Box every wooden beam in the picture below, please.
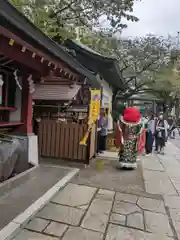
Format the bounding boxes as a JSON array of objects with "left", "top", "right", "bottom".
[
  {"left": 0, "top": 27, "right": 62, "bottom": 68},
  {"left": 0, "top": 27, "right": 80, "bottom": 79},
  {"left": 40, "top": 82, "right": 77, "bottom": 85},
  {"left": 0, "top": 36, "right": 47, "bottom": 73},
  {"left": 41, "top": 76, "right": 75, "bottom": 82}
]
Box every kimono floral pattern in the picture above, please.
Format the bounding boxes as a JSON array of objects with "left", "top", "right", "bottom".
[
  {"left": 119, "top": 139, "right": 137, "bottom": 164},
  {"left": 119, "top": 125, "right": 139, "bottom": 165}
]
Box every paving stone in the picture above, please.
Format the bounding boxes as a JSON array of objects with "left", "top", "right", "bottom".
[
  {"left": 25, "top": 218, "right": 50, "bottom": 232},
  {"left": 52, "top": 183, "right": 96, "bottom": 207},
  {"left": 98, "top": 189, "right": 115, "bottom": 196},
  {"left": 144, "top": 211, "right": 173, "bottom": 237},
  {"left": 77, "top": 204, "right": 89, "bottom": 210},
  {"left": 143, "top": 170, "right": 177, "bottom": 195},
  {"left": 81, "top": 198, "right": 112, "bottom": 233},
  {"left": 96, "top": 189, "right": 115, "bottom": 200},
  {"left": 127, "top": 212, "right": 144, "bottom": 230},
  {"left": 172, "top": 221, "right": 180, "bottom": 239},
  {"left": 44, "top": 222, "right": 68, "bottom": 237},
  {"left": 109, "top": 213, "right": 126, "bottom": 225},
  {"left": 169, "top": 208, "right": 180, "bottom": 222},
  {"left": 142, "top": 156, "right": 164, "bottom": 171},
  {"left": 171, "top": 177, "right": 180, "bottom": 185},
  {"left": 137, "top": 197, "right": 166, "bottom": 214},
  {"left": 172, "top": 183, "right": 180, "bottom": 192},
  {"left": 37, "top": 203, "right": 84, "bottom": 226},
  {"left": 145, "top": 179, "right": 177, "bottom": 196},
  {"left": 166, "top": 168, "right": 180, "bottom": 179},
  {"left": 164, "top": 196, "right": 180, "bottom": 209},
  {"left": 115, "top": 192, "right": 139, "bottom": 203},
  {"left": 105, "top": 224, "right": 173, "bottom": 240},
  {"left": 13, "top": 229, "right": 59, "bottom": 239},
  {"left": 113, "top": 201, "right": 141, "bottom": 215},
  {"left": 62, "top": 227, "right": 103, "bottom": 240}
]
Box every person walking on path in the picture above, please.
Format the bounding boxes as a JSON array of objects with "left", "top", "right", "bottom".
[
  {"left": 117, "top": 107, "right": 141, "bottom": 170},
  {"left": 145, "top": 115, "right": 155, "bottom": 156},
  {"left": 155, "top": 114, "right": 168, "bottom": 154},
  {"left": 168, "top": 115, "right": 176, "bottom": 139},
  {"left": 138, "top": 113, "right": 148, "bottom": 154}
]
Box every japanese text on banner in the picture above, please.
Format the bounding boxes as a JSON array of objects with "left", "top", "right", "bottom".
[{"left": 80, "top": 89, "right": 101, "bottom": 145}]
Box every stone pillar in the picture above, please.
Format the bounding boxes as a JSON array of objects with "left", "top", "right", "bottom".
[{"left": 28, "top": 134, "right": 39, "bottom": 166}]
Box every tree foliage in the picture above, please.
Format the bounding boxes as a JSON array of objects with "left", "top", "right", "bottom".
[
  {"left": 112, "top": 36, "right": 173, "bottom": 98},
  {"left": 10, "top": 0, "right": 180, "bottom": 108},
  {"left": 10, "top": 0, "right": 140, "bottom": 40},
  {"left": 79, "top": 33, "right": 176, "bottom": 100}
]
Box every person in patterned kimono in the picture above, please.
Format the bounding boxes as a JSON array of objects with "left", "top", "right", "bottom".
[{"left": 117, "top": 107, "right": 141, "bottom": 170}]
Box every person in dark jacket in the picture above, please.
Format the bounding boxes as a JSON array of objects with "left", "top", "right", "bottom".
[
  {"left": 98, "top": 111, "right": 108, "bottom": 153},
  {"left": 145, "top": 115, "right": 155, "bottom": 156},
  {"left": 168, "top": 116, "right": 176, "bottom": 139},
  {"left": 155, "top": 114, "right": 168, "bottom": 154}
]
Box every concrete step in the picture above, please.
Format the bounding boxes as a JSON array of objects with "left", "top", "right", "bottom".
[{"left": 0, "top": 164, "right": 74, "bottom": 230}]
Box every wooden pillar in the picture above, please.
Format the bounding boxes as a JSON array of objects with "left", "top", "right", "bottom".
[{"left": 18, "top": 76, "right": 33, "bottom": 134}]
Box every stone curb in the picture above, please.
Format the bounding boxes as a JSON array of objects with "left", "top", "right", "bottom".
[
  {"left": 0, "top": 165, "right": 38, "bottom": 197},
  {"left": 0, "top": 168, "right": 79, "bottom": 240}
]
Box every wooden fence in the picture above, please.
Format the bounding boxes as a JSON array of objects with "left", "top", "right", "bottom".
[{"left": 38, "top": 120, "right": 96, "bottom": 163}]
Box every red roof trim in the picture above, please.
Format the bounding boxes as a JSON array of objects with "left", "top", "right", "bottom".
[{"left": 0, "top": 27, "right": 79, "bottom": 79}]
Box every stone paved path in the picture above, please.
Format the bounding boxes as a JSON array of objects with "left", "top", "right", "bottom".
[
  {"left": 0, "top": 165, "right": 70, "bottom": 230},
  {"left": 71, "top": 154, "right": 145, "bottom": 194},
  {"left": 13, "top": 183, "right": 174, "bottom": 240},
  {"left": 141, "top": 141, "right": 180, "bottom": 239},
  {"left": 11, "top": 141, "right": 180, "bottom": 239}
]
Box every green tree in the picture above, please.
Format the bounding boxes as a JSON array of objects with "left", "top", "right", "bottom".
[
  {"left": 79, "top": 33, "right": 174, "bottom": 100},
  {"left": 10, "top": 0, "right": 140, "bottom": 40},
  {"left": 153, "top": 60, "right": 180, "bottom": 116}
]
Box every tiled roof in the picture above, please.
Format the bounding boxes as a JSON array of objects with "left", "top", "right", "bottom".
[
  {"left": 32, "top": 84, "right": 81, "bottom": 101},
  {"left": 0, "top": 0, "right": 100, "bottom": 88}
]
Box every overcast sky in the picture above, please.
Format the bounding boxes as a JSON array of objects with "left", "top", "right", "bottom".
[{"left": 121, "top": 0, "right": 180, "bottom": 38}]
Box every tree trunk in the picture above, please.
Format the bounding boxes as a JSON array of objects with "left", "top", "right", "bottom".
[{"left": 175, "top": 99, "right": 180, "bottom": 118}]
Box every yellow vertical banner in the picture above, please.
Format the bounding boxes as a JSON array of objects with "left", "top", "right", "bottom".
[
  {"left": 80, "top": 89, "right": 101, "bottom": 145},
  {"left": 88, "top": 90, "right": 101, "bottom": 124}
]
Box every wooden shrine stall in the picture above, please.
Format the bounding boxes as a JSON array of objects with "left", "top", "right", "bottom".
[
  {"left": 33, "top": 77, "right": 100, "bottom": 164},
  {"left": 0, "top": 0, "right": 100, "bottom": 181}
]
